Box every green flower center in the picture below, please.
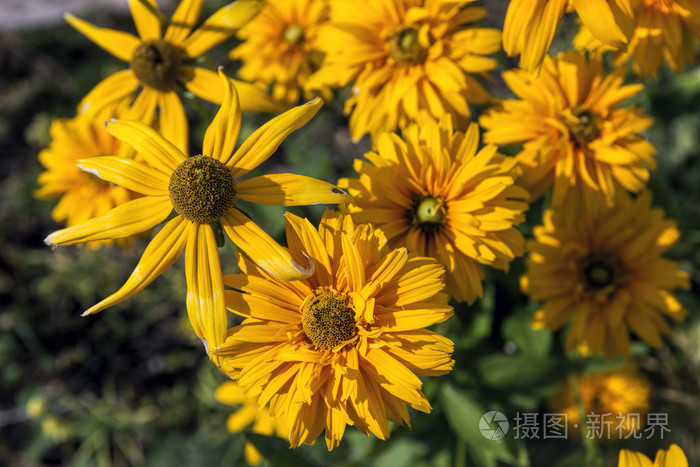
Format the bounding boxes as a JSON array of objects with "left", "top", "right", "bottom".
[
  {"left": 168, "top": 155, "right": 237, "bottom": 224},
  {"left": 564, "top": 106, "right": 601, "bottom": 147},
  {"left": 579, "top": 252, "right": 623, "bottom": 291},
  {"left": 412, "top": 195, "right": 446, "bottom": 232},
  {"left": 130, "top": 40, "right": 181, "bottom": 91},
  {"left": 389, "top": 26, "right": 427, "bottom": 66},
  {"left": 301, "top": 291, "right": 357, "bottom": 350},
  {"left": 282, "top": 24, "right": 305, "bottom": 44}
]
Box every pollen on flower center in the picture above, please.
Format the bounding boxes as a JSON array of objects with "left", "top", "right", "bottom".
[
  {"left": 301, "top": 291, "right": 357, "bottom": 350},
  {"left": 412, "top": 195, "right": 446, "bottom": 232},
  {"left": 389, "top": 26, "right": 428, "bottom": 65},
  {"left": 131, "top": 40, "right": 181, "bottom": 91},
  {"left": 579, "top": 252, "right": 623, "bottom": 291},
  {"left": 564, "top": 106, "right": 601, "bottom": 147},
  {"left": 168, "top": 155, "right": 237, "bottom": 224},
  {"left": 282, "top": 24, "right": 305, "bottom": 44}
]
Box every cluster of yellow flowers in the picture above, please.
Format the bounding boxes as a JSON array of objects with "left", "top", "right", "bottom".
[{"left": 36, "top": 0, "right": 695, "bottom": 461}]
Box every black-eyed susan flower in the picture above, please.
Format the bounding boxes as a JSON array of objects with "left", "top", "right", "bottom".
[
  {"left": 44, "top": 72, "right": 350, "bottom": 359},
  {"left": 503, "top": 0, "right": 634, "bottom": 72},
  {"left": 339, "top": 117, "right": 528, "bottom": 304},
  {"left": 230, "top": 0, "right": 331, "bottom": 106},
  {"left": 215, "top": 210, "right": 454, "bottom": 449},
  {"left": 548, "top": 365, "right": 650, "bottom": 439},
  {"left": 521, "top": 191, "right": 690, "bottom": 359},
  {"left": 66, "top": 0, "right": 278, "bottom": 152},
  {"left": 575, "top": 0, "right": 700, "bottom": 77},
  {"left": 36, "top": 101, "right": 138, "bottom": 249},
  {"left": 216, "top": 381, "right": 288, "bottom": 466},
  {"left": 306, "top": 0, "right": 500, "bottom": 140},
  {"left": 619, "top": 444, "right": 688, "bottom": 467},
  {"left": 480, "top": 51, "right": 656, "bottom": 214}
]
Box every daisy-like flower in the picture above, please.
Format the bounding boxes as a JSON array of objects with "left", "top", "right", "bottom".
[
  {"left": 548, "top": 365, "right": 650, "bottom": 439},
  {"left": 480, "top": 51, "right": 656, "bottom": 213},
  {"left": 66, "top": 0, "right": 278, "bottom": 152},
  {"left": 574, "top": 0, "right": 700, "bottom": 77},
  {"left": 36, "top": 101, "right": 138, "bottom": 248},
  {"left": 521, "top": 191, "right": 690, "bottom": 359},
  {"left": 215, "top": 210, "right": 454, "bottom": 449},
  {"left": 503, "top": 0, "right": 634, "bottom": 72},
  {"left": 44, "top": 72, "right": 351, "bottom": 358},
  {"left": 230, "top": 0, "right": 331, "bottom": 106},
  {"left": 307, "top": 0, "right": 500, "bottom": 140},
  {"left": 339, "top": 117, "right": 528, "bottom": 304},
  {"left": 619, "top": 444, "right": 688, "bottom": 467},
  {"left": 216, "top": 381, "right": 288, "bottom": 466}
]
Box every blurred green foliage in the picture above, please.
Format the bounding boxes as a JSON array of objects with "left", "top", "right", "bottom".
[{"left": 0, "top": 2, "right": 699, "bottom": 466}]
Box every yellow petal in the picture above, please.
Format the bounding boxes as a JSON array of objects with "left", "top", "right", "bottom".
[
  {"left": 106, "top": 119, "right": 186, "bottom": 174},
  {"left": 81, "top": 216, "right": 189, "bottom": 315},
  {"left": 77, "top": 70, "right": 139, "bottom": 116},
  {"left": 164, "top": 0, "right": 204, "bottom": 44},
  {"left": 44, "top": 196, "right": 172, "bottom": 246},
  {"left": 178, "top": 66, "right": 281, "bottom": 112},
  {"left": 236, "top": 174, "right": 351, "bottom": 206},
  {"left": 341, "top": 234, "right": 365, "bottom": 292},
  {"left": 214, "top": 381, "right": 246, "bottom": 404},
  {"left": 64, "top": 13, "right": 140, "bottom": 62},
  {"left": 653, "top": 444, "right": 688, "bottom": 467},
  {"left": 221, "top": 209, "right": 313, "bottom": 280},
  {"left": 284, "top": 212, "right": 333, "bottom": 288},
  {"left": 573, "top": 0, "right": 633, "bottom": 48},
  {"left": 185, "top": 223, "right": 228, "bottom": 354},
  {"left": 228, "top": 98, "right": 322, "bottom": 176},
  {"left": 203, "top": 70, "right": 241, "bottom": 163},
  {"left": 77, "top": 156, "right": 170, "bottom": 196},
  {"left": 123, "top": 87, "right": 158, "bottom": 125},
  {"left": 180, "top": 0, "right": 263, "bottom": 58},
  {"left": 618, "top": 449, "right": 653, "bottom": 467},
  {"left": 157, "top": 90, "right": 188, "bottom": 154},
  {"left": 128, "top": 0, "right": 162, "bottom": 41}
]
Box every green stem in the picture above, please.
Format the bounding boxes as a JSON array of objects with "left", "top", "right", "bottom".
[{"left": 569, "top": 373, "right": 603, "bottom": 467}]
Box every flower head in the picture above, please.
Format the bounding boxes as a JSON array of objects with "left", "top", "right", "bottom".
[
  {"left": 216, "top": 381, "right": 288, "bottom": 466},
  {"left": 36, "top": 101, "right": 138, "bottom": 248},
  {"left": 480, "top": 51, "right": 656, "bottom": 214},
  {"left": 503, "top": 0, "right": 634, "bottom": 72},
  {"left": 66, "top": 0, "right": 279, "bottom": 152},
  {"left": 44, "top": 72, "right": 351, "bottom": 359},
  {"left": 575, "top": 0, "right": 700, "bottom": 77},
  {"left": 619, "top": 444, "right": 688, "bottom": 467},
  {"left": 548, "top": 365, "right": 651, "bottom": 439},
  {"left": 230, "top": 0, "right": 331, "bottom": 106},
  {"left": 215, "top": 210, "right": 454, "bottom": 449},
  {"left": 521, "top": 191, "right": 689, "bottom": 358},
  {"left": 307, "top": 0, "right": 500, "bottom": 140},
  {"left": 340, "top": 117, "right": 528, "bottom": 303}
]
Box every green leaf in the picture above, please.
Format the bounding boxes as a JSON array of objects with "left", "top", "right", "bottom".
[
  {"left": 477, "top": 354, "right": 565, "bottom": 391},
  {"left": 501, "top": 307, "right": 551, "bottom": 357}
]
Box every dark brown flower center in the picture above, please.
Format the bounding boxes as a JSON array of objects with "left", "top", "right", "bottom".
[
  {"left": 168, "top": 155, "right": 236, "bottom": 224},
  {"left": 131, "top": 40, "right": 182, "bottom": 91},
  {"left": 301, "top": 291, "right": 357, "bottom": 350},
  {"left": 564, "top": 106, "right": 601, "bottom": 147},
  {"left": 389, "top": 26, "right": 427, "bottom": 65},
  {"left": 412, "top": 195, "right": 446, "bottom": 232},
  {"left": 579, "top": 252, "right": 623, "bottom": 292},
  {"left": 282, "top": 24, "right": 305, "bottom": 44}
]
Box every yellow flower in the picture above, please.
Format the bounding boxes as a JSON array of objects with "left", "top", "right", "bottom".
[
  {"left": 503, "top": 0, "right": 634, "bottom": 72},
  {"left": 35, "top": 101, "right": 138, "bottom": 249},
  {"left": 215, "top": 210, "right": 454, "bottom": 449},
  {"left": 44, "top": 72, "right": 351, "bottom": 359},
  {"left": 619, "top": 444, "right": 688, "bottom": 467},
  {"left": 548, "top": 365, "right": 651, "bottom": 439},
  {"left": 480, "top": 51, "right": 656, "bottom": 215},
  {"left": 521, "top": 191, "right": 689, "bottom": 359},
  {"left": 216, "top": 381, "right": 288, "bottom": 466},
  {"left": 339, "top": 117, "right": 528, "bottom": 303},
  {"left": 307, "top": 0, "right": 500, "bottom": 140},
  {"left": 66, "top": 0, "right": 278, "bottom": 152},
  {"left": 575, "top": 0, "right": 700, "bottom": 77},
  {"left": 230, "top": 0, "right": 331, "bottom": 106}
]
